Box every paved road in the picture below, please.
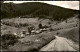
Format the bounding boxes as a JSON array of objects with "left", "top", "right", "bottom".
[{"left": 40, "top": 35, "right": 76, "bottom": 51}]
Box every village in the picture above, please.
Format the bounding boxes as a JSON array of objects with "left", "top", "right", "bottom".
[{"left": 13, "top": 23, "right": 49, "bottom": 38}]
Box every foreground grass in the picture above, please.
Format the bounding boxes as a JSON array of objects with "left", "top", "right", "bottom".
[{"left": 5, "top": 31, "right": 55, "bottom": 51}]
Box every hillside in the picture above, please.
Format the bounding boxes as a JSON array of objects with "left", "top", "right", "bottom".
[
  {"left": 1, "top": 2, "right": 78, "bottom": 20},
  {"left": 1, "top": 16, "right": 79, "bottom": 51}
]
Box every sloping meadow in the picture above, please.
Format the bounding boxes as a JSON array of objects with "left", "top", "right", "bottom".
[{"left": 7, "top": 31, "right": 56, "bottom": 51}]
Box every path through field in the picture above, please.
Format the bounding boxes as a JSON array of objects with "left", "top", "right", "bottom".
[{"left": 40, "top": 35, "right": 77, "bottom": 51}]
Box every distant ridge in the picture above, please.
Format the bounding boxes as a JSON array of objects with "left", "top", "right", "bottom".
[{"left": 1, "top": 2, "right": 78, "bottom": 20}]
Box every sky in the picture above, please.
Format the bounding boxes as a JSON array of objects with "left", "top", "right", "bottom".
[{"left": 4, "top": 1, "right": 79, "bottom": 10}]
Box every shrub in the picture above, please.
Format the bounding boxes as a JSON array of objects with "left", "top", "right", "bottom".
[
  {"left": 1, "top": 34, "right": 18, "bottom": 49},
  {"left": 56, "top": 32, "right": 60, "bottom": 35},
  {"left": 49, "top": 28, "right": 54, "bottom": 31},
  {"left": 29, "top": 48, "right": 39, "bottom": 52},
  {"left": 48, "top": 22, "right": 51, "bottom": 24}
]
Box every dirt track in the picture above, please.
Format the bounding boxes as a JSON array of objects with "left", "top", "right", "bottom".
[{"left": 40, "top": 35, "right": 77, "bottom": 51}]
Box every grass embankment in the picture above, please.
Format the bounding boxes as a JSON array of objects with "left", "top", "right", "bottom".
[{"left": 59, "top": 27, "right": 79, "bottom": 43}]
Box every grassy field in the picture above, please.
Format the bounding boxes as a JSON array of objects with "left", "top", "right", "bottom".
[
  {"left": 1, "top": 18, "right": 53, "bottom": 35},
  {"left": 1, "top": 18, "right": 53, "bottom": 28}
]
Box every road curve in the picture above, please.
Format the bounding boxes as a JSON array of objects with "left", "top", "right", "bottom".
[{"left": 40, "top": 35, "right": 76, "bottom": 51}]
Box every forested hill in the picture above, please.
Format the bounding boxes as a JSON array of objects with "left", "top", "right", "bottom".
[{"left": 1, "top": 2, "right": 78, "bottom": 20}]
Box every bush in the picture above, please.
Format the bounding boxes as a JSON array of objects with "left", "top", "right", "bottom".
[
  {"left": 1, "top": 34, "right": 18, "bottom": 49},
  {"left": 56, "top": 32, "right": 60, "bottom": 35},
  {"left": 49, "top": 28, "right": 54, "bottom": 31},
  {"left": 28, "top": 47, "right": 39, "bottom": 52}
]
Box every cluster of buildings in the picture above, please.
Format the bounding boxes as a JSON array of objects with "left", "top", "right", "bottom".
[{"left": 13, "top": 24, "right": 48, "bottom": 38}]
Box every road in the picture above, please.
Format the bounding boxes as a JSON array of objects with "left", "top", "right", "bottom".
[{"left": 40, "top": 35, "right": 76, "bottom": 51}]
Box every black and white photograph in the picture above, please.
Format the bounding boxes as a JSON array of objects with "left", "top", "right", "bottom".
[{"left": 0, "top": 1, "right": 79, "bottom": 52}]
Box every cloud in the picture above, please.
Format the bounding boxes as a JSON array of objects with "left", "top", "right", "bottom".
[
  {"left": 44, "top": 1, "right": 79, "bottom": 10},
  {"left": 54, "top": 1, "right": 79, "bottom": 10}
]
